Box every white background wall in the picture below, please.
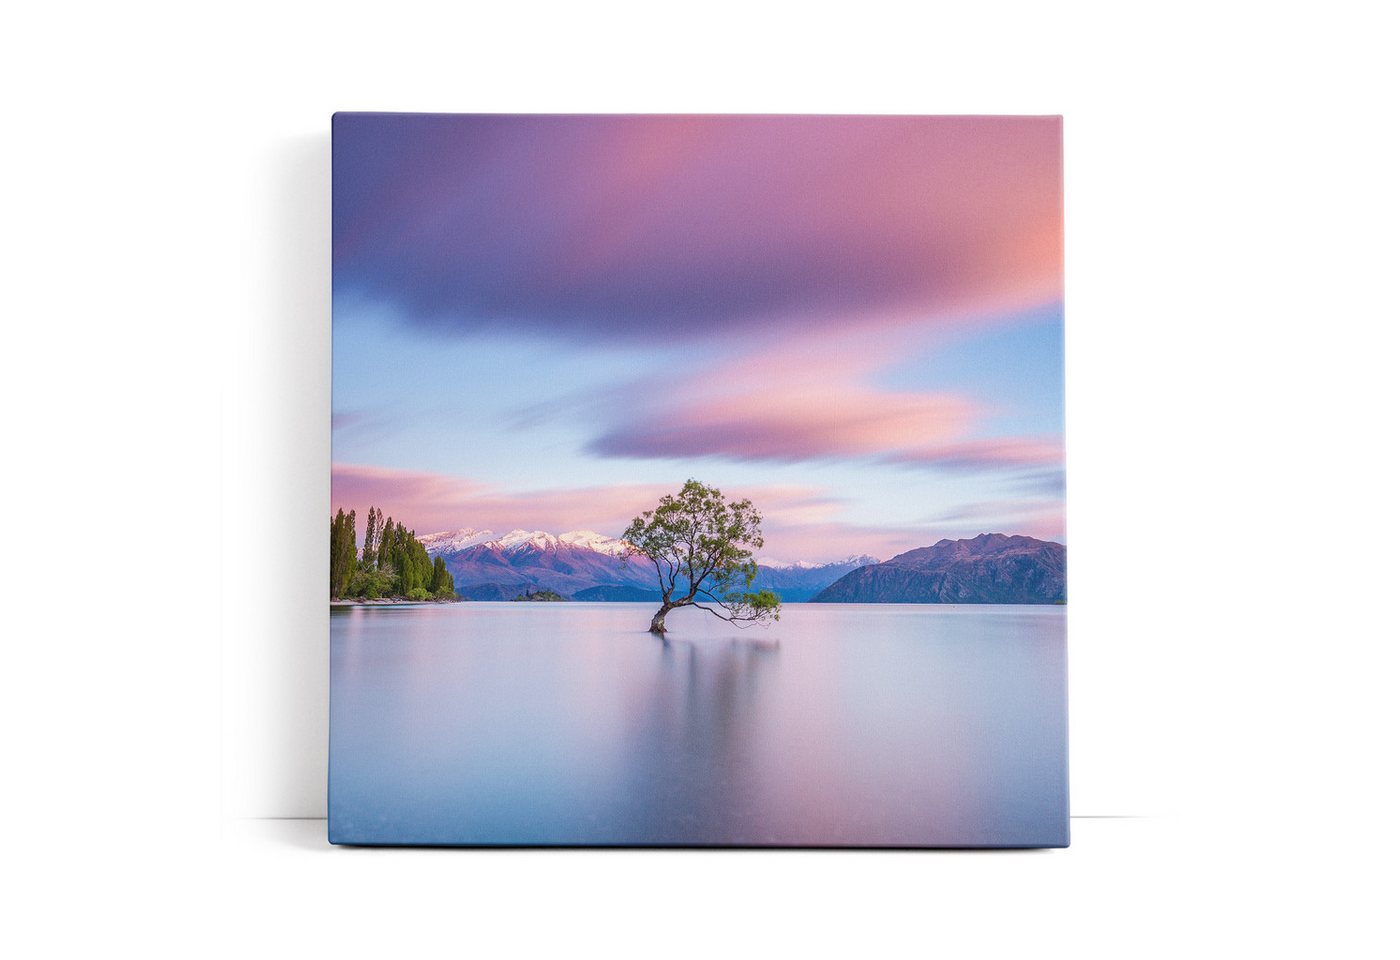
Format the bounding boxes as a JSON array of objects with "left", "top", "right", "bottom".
[{"left": 5, "top": 1, "right": 1397, "bottom": 956}]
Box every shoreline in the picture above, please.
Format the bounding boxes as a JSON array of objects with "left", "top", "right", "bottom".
[{"left": 331, "top": 597, "right": 462, "bottom": 606}]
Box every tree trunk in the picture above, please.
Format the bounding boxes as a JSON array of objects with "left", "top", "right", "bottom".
[{"left": 649, "top": 604, "right": 672, "bottom": 635}]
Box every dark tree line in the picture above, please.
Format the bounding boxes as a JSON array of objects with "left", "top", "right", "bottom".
[{"left": 330, "top": 506, "right": 455, "bottom": 601}]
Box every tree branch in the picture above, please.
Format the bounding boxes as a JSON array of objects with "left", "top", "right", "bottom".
[
  {"left": 648, "top": 556, "right": 669, "bottom": 601},
  {"left": 691, "top": 602, "right": 763, "bottom": 627}
]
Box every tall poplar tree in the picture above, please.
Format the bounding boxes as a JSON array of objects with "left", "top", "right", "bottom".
[
  {"left": 376, "top": 515, "right": 394, "bottom": 569},
  {"left": 361, "top": 507, "right": 380, "bottom": 565},
  {"left": 330, "top": 508, "right": 358, "bottom": 599}
]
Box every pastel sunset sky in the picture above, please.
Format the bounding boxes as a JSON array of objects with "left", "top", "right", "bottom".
[{"left": 332, "top": 114, "right": 1064, "bottom": 563}]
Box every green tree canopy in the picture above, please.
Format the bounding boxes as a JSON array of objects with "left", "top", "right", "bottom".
[
  {"left": 330, "top": 508, "right": 357, "bottom": 600},
  {"left": 331, "top": 505, "right": 455, "bottom": 602},
  {"left": 430, "top": 555, "right": 455, "bottom": 598},
  {"left": 622, "top": 479, "right": 781, "bottom": 634}
]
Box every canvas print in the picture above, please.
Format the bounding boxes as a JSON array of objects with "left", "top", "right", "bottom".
[{"left": 330, "top": 113, "right": 1067, "bottom": 847}]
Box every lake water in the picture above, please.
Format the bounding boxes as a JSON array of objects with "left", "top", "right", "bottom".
[{"left": 330, "top": 602, "right": 1067, "bottom": 847}]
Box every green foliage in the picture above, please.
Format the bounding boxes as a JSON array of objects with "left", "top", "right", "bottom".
[
  {"left": 376, "top": 515, "right": 394, "bottom": 569},
  {"left": 729, "top": 588, "right": 782, "bottom": 621},
  {"left": 430, "top": 556, "right": 455, "bottom": 598},
  {"left": 622, "top": 479, "right": 781, "bottom": 633},
  {"left": 331, "top": 505, "right": 456, "bottom": 602},
  {"left": 329, "top": 508, "right": 357, "bottom": 600},
  {"left": 361, "top": 506, "right": 381, "bottom": 566},
  {"left": 347, "top": 563, "right": 395, "bottom": 600}
]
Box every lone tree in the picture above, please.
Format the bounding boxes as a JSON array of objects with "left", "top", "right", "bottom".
[{"left": 622, "top": 479, "right": 781, "bottom": 635}]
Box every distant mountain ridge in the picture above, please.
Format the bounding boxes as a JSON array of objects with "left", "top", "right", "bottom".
[
  {"left": 752, "top": 554, "right": 881, "bottom": 601},
  {"left": 811, "top": 534, "right": 1066, "bottom": 604},
  {"left": 417, "top": 528, "right": 877, "bottom": 601},
  {"left": 420, "top": 528, "right": 1064, "bottom": 603},
  {"left": 418, "top": 528, "right": 629, "bottom": 557}
]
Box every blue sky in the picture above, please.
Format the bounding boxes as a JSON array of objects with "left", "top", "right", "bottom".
[{"left": 332, "top": 114, "right": 1065, "bottom": 561}]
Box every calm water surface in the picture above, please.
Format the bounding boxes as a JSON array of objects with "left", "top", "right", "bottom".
[{"left": 330, "top": 602, "right": 1066, "bottom": 847}]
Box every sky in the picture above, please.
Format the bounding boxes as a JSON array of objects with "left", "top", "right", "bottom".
[{"left": 332, "top": 114, "right": 1064, "bottom": 563}]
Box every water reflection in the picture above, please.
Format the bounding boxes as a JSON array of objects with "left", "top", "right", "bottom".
[
  {"left": 329, "top": 603, "right": 1067, "bottom": 847},
  {"left": 616, "top": 636, "right": 781, "bottom": 841}
]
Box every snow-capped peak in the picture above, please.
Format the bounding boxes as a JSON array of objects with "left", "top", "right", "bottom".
[
  {"left": 423, "top": 526, "right": 867, "bottom": 562},
  {"left": 559, "top": 530, "right": 629, "bottom": 556},
  {"left": 493, "top": 529, "right": 561, "bottom": 552},
  {"left": 419, "top": 526, "right": 627, "bottom": 556},
  {"left": 488, "top": 529, "right": 629, "bottom": 556},
  {"left": 755, "top": 554, "right": 881, "bottom": 570},
  {"left": 418, "top": 528, "right": 497, "bottom": 554}
]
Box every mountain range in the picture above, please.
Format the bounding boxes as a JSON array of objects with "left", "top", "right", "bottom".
[
  {"left": 811, "top": 533, "right": 1066, "bottom": 604},
  {"left": 418, "top": 528, "right": 1065, "bottom": 604},
  {"left": 417, "top": 528, "right": 878, "bottom": 601}
]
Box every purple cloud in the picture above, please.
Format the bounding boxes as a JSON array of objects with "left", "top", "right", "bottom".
[{"left": 333, "top": 113, "right": 1062, "bottom": 342}]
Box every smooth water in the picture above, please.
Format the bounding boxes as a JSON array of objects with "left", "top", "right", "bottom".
[{"left": 330, "top": 602, "right": 1067, "bottom": 847}]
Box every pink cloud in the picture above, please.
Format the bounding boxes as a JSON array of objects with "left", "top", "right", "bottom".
[
  {"left": 592, "top": 389, "right": 975, "bottom": 462},
  {"left": 333, "top": 464, "right": 669, "bottom": 537},
  {"left": 335, "top": 115, "right": 1063, "bottom": 343},
  {"left": 332, "top": 463, "right": 1062, "bottom": 562},
  {"left": 332, "top": 463, "right": 863, "bottom": 550},
  {"left": 889, "top": 437, "right": 1064, "bottom": 471},
  {"left": 586, "top": 334, "right": 1061, "bottom": 472}
]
